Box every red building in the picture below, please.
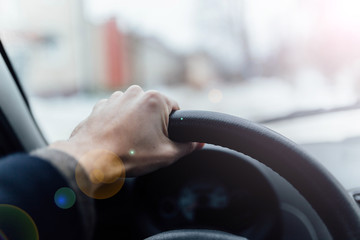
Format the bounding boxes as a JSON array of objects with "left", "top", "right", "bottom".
[{"left": 104, "top": 18, "right": 129, "bottom": 89}]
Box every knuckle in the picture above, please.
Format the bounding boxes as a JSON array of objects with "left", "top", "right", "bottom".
[
  {"left": 143, "top": 91, "right": 163, "bottom": 108},
  {"left": 145, "top": 90, "right": 161, "bottom": 99},
  {"left": 145, "top": 98, "right": 159, "bottom": 110},
  {"left": 93, "top": 98, "right": 107, "bottom": 110},
  {"left": 127, "top": 85, "right": 143, "bottom": 93},
  {"left": 109, "top": 91, "right": 124, "bottom": 102},
  {"left": 111, "top": 91, "right": 122, "bottom": 97}
]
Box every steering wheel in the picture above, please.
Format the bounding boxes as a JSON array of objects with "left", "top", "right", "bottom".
[{"left": 146, "top": 110, "right": 360, "bottom": 240}]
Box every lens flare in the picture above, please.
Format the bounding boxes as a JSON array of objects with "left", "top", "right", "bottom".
[
  {"left": 90, "top": 169, "right": 105, "bottom": 183},
  {"left": 75, "top": 149, "right": 126, "bottom": 199},
  {"left": 128, "top": 149, "right": 136, "bottom": 156},
  {"left": 0, "top": 230, "right": 8, "bottom": 240},
  {"left": 0, "top": 204, "right": 39, "bottom": 240},
  {"left": 54, "top": 187, "right": 76, "bottom": 209}
]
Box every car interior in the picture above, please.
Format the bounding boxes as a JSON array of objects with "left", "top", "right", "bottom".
[{"left": 2, "top": 38, "right": 360, "bottom": 240}]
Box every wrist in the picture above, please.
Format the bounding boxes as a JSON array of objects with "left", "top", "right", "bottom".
[
  {"left": 75, "top": 149, "right": 126, "bottom": 199},
  {"left": 50, "top": 141, "right": 127, "bottom": 199},
  {"left": 49, "top": 140, "right": 85, "bottom": 161}
]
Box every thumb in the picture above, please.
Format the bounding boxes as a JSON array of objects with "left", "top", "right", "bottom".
[{"left": 172, "top": 142, "right": 204, "bottom": 160}]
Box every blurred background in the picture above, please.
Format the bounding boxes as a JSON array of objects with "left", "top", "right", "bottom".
[{"left": 1, "top": 0, "right": 360, "bottom": 144}]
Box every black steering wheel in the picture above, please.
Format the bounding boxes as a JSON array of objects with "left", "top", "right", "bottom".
[{"left": 147, "top": 110, "right": 360, "bottom": 240}]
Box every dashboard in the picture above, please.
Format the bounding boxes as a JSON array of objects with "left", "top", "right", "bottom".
[{"left": 124, "top": 145, "right": 332, "bottom": 240}]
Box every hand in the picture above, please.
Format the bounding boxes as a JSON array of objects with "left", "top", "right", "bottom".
[{"left": 50, "top": 85, "right": 202, "bottom": 179}]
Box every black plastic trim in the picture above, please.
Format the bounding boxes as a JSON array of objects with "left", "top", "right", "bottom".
[
  {"left": 0, "top": 38, "right": 48, "bottom": 146},
  {"left": 0, "top": 39, "right": 30, "bottom": 108},
  {"left": 0, "top": 108, "right": 25, "bottom": 156}
]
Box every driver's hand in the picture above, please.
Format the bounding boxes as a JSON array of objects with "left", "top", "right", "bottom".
[{"left": 50, "top": 85, "right": 202, "bottom": 179}]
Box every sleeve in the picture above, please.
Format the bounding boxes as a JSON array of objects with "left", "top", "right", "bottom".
[{"left": 0, "top": 151, "right": 95, "bottom": 240}]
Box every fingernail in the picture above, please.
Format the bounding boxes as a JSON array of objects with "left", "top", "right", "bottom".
[{"left": 195, "top": 142, "right": 205, "bottom": 150}]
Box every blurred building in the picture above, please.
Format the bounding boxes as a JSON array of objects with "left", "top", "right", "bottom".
[
  {"left": 0, "top": 0, "right": 133, "bottom": 95},
  {"left": 103, "top": 19, "right": 130, "bottom": 89},
  {"left": 0, "top": 0, "right": 90, "bottom": 96},
  {"left": 89, "top": 19, "right": 186, "bottom": 90},
  {"left": 87, "top": 18, "right": 130, "bottom": 91},
  {"left": 127, "top": 33, "right": 185, "bottom": 88},
  {"left": 0, "top": 0, "right": 188, "bottom": 94}
]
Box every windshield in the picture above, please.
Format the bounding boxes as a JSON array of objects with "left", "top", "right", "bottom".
[{"left": 1, "top": 0, "right": 360, "bottom": 143}]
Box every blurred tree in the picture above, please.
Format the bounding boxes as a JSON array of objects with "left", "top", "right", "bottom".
[{"left": 194, "top": 0, "right": 253, "bottom": 81}]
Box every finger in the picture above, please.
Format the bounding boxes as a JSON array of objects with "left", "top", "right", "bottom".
[
  {"left": 93, "top": 98, "right": 107, "bottom": 111},
  {"left": 168, "top": 97, "right": 180, "bottom": 111},
  {"left": 195, "top": 142, "right": 205, "bottom": 150},
  {"left": 109, "top": 91, "right": 123, "bottom": 100},
  {"left": 142, "top": 90, "right": 170, "bottom": 115},
  {"left": 172, "top": 141, "right": 199, "bottom": 160},
  {"left": 124, "top": 85, "right": 144, "bottom": 97},
  {"left": 161, "top": 95, "right": 180, "bottom": 116}
]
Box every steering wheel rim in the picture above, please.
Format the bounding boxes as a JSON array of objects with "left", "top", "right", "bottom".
[
  {"left": 166, "top": 110, "right": 360, "bottom": 240},
  {"left": 145, "top": 229, "right": 247, "bottom": 240}
]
